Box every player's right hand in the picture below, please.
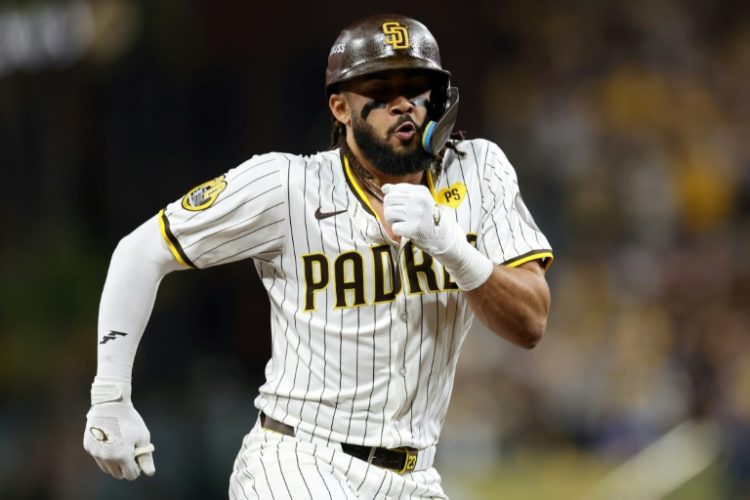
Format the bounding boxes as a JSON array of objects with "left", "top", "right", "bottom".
[{"left": 83, "top": 381, "right": 156, "bottom": 480}]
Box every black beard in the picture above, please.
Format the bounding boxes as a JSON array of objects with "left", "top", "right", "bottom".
[{"left": 351, "top": 115, "right": 434, "bottom": 176}]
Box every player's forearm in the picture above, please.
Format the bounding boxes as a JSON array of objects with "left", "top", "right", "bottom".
[
  {"left": 465, "top": 261, "right": 550, "bottom": 349},
  {"left": 96, "top": 215, "right": 183, "bottom": 382}
]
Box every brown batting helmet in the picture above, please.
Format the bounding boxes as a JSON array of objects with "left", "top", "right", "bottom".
[
  {"left": 327, "top": 15, "right": 460, "bottom": 154},
  {"left": 325, "top": 14, "right": 451, "bottom": 94}
]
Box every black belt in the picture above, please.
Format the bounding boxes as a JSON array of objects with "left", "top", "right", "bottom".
[{"left": 260, "top": 412, "right": 419, "bottom": 474}]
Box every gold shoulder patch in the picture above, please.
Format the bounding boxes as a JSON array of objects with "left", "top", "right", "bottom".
[
  {"left": 436, "top": 182, "right": 467, "bottom": 208},
  {"left": 181, "top": 175, "right": 227, "bottom": 211}
]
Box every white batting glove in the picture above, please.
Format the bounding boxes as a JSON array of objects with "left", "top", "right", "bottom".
[
  {"left": 83, "top": 381, "right": 156, "bottom": 480},
  {"left": 382, "top": 183, "right": 494, "bottom": 290}
]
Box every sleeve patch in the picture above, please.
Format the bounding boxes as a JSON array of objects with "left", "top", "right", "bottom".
[{"left": 181, "top": 175, "right": 227, "bottom": 211}]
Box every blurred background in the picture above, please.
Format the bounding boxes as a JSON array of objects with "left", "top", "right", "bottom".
[{"left": 1, "top": 0, "right": 749, "bottom": 498}]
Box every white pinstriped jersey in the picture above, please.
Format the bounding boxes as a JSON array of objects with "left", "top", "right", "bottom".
[{"left": 159, "top": 138, "right": 552, "bottom": 452}]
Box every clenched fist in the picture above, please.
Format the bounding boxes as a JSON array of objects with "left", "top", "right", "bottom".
[
  {"left": 382, "top": 183, "right": 493, "bottom": 291},
  {"left": 84, "top": 381, "right": 156, "bottom": 480},
  {"left": 382, "top": 183, "right": 453, "bottom": 256}
]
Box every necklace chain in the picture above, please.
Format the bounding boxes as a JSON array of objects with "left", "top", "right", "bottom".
[{"left": 348, "top": 157, "right": 385, "bottom": 203}]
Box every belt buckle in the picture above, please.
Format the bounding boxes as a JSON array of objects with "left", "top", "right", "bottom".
[{"left": 397, "top": 447, "right": 418, "bottom": 474}]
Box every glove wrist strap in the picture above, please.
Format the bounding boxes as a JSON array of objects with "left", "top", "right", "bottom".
[
  {"left": 91, "top": 380, "right": 131, "bottom": 405},
  {"left": 430, "top": 221, "right": 493, "bottom": 291},
  {"left": 439, "top": 242, "right": 494, "bottom": 291}
]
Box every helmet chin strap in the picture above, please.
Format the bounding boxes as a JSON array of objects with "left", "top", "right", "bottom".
[{"left": 421, "top": 87, "right": 459, "bottom": 155}]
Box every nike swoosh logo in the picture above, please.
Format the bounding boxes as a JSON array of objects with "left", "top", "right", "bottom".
[{"left": 314, "top": 207, "right": 347, "bottom": 220}]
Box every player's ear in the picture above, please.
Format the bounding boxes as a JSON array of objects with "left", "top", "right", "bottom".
[{"left": 329, "top": 93, "right": 351, "bottom": 126}]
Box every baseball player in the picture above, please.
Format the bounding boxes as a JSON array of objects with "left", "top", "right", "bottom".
[{"left": 83, "top": 14, "right": 553, "bottom": 499}]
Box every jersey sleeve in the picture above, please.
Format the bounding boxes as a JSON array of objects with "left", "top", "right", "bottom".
[
  {"left": 159, "top": 153, "right": 288, "bottom": 269},
  {"left": 478, "top": 141, "right": 554, "bottom": 269}
]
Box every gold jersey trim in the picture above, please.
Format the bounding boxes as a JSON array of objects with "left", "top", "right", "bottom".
[
  {"left": 158, "top": 209, "right": 195, "bottom": 268},
  {"left": 503, "top": 250, "right": 554, "bottom": 270}
]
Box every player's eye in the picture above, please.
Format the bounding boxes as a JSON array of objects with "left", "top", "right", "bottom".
[
  {"left": 403, "top": 78, "right": 431, "bottom": 96},
  {"left": 362, "top": 85, "right": 390, "bottom": 99},
  {"left": 404, "top": 86, "right": 429, "bottom": 99}
]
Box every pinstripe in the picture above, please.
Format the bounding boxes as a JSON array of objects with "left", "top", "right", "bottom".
[
  {"left": 380, "top": 297, "right": 394, "bottom": 444},
  {"left": 507, "top": 180, "right": 545, "bottom": 249},
  {"left": 246, "top": 471, "right": 261, "bottom": 500},
  {"left": 311, "top": 158, "right": 329, "bottom": 434},
  {"left": 399, "top": 290, "right": 409, "bottom": 439},
  {"left": 428, "top": 296, "right": 457, "bottom": 431},
  {"left": 530, "top": 204, "right": 545, "bottom": 247},
  {"left": 293, "top": 441, "right": 314, "bottom": 500},
  {"left": 328, "top": 450, "right": 356, "bottom": 499},
  {"left": 235, "top": 461, "right": 259, "bottom": 500},
  {"left": 409, "top": 478, "right": 419, "bottom": 499},
  {"left": 409, "top": 294, "right": 426, "bottom": 440},
  {"left": 364, "top": 301, "right": 377, "bottom": 441},
  {"left": 497, "top": 166, "right": 521, "bottom": 255},
  {"left": 193, "top": 219, "right": 284, "bottom": 260},
  {"left": 396, "top": 478, "right": 407, "bottom": 499},
  {"left": 414, "top": 471, "right": 429, "bottom": 497},
  {"left": 354, "top": 222, "right": 376, "bottom": 445},
  {"left": 252, "top": 255, "right": 279, "bottom": 265},
  {"left": 455, "top": 146, "right": 473, "bottom": 225},
  {"left": 284, "top": 156, "right": 309, "bottom": 421},
  {"left": 326, "top": 156, "right": 345, "bottom": 446},
  {"left": 485, "top": 154, "right": 548, "bottom": 259},
  {"left": 166, "top": 144, "right": 550, "bottom": 499},
  {"left": 184, "top": 199, "right": 284, "bottom": 250},
  {"left": 511, "top": 207, "right": 533, "bottom": 250},
  {"left": 299, "top": 157, "right": 315, "bottom": 421},
  {"left": 526, "top": 210, "right": 545, "bottom": 248},
  {"left": 481, "top": 171, "right": 506, "bottom": 250},
  {"left": 445, "top": 292, "right": 461, "bottom": 366},
  {"left": 269, "top": 262, "right": 292, "bottom": 418},
  {"left": 313, "top": 460, "right": 337, "bottom": 500},
  {"left": 235, "top": 434, "right": 256, "bottom": 499},
  {"left": 420, "top": 291, "right": 441, "bottom": 444},
  {"left": 210, "top": 235, "right": 285, "bottom": 266},
  {"left": 382, "top": 471, "right": 395, "bottom": 499},
  {"left": 274, "top": 445, "right": 294, "bottom": 500},
  {"left": 343, "top": 204, "right": 363, "bottom": 443},
  {"left": 354, "top": 461, "right": 372, "bottom": 491},
  {"left": 471, "top": 141, "right": 505, "bottom": 257},
  {"left": 259, "top": 434, "right": 278, "bottom": 500},
  {"left": 234, "top": 474, "right": 249, "bottom": 500},
  {"left": 372, "top": 470, "right": 389, "bottom": 498},
  {"left": 342, "top": 449, "right": 356, "bottom": 486},
  {"left": 490, "top": 163, "right": 524, "bottom": 254},
  {"left": 263, "top": 160, "right": 291, "bottom": 417},
  {"left": 281, "top": 155, "right": 304, "bottom": 423},
  {"left": 311, "top": 444, "right": 335, "bottom": 500}
]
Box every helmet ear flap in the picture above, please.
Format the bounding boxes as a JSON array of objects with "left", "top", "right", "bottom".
[
  {"left": 427, "top": 79, "right": 450, "bottom": 121},
  {"left": 422, "top": 86, "right": 459, "bottom": 155}
]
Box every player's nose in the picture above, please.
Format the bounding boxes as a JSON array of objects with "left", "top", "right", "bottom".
[{"left": 388, "top": 95, "right": 414, "bottom": 115}]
